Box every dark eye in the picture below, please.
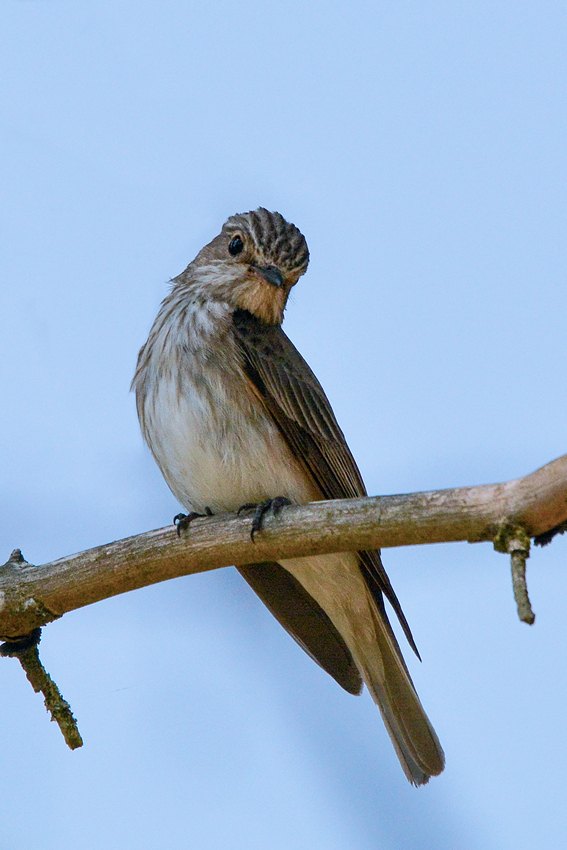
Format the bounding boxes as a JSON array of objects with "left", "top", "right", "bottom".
[{"left": 228, "top": 235, "right": 244, "bottom": 256}]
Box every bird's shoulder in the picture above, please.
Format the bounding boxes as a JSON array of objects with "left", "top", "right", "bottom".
[
  {"left": 231, "top": 308, "right": 344, "bottom": 442},
  {"left": 231, "top": 308, "right": 367, "bottom": 499}
]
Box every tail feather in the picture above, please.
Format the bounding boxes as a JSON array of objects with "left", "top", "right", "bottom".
[
  {"left": 279, "top": 552, "right": 444, "bottom": 784},
  {"left": 358, "top": 588, "right": 445, "bottom": 785}
]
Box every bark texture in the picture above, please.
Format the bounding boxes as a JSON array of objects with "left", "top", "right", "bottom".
[{"left": 0, "top": 454, "right": 565, "bottom": 639}]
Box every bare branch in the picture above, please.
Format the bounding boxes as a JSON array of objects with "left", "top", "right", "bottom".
[
  {"left": 1, "top": 454, "right": 566, "bottom": 638},
  {"left": 493, "top": 525, "right": 535, "bottom": 624},
  {"left": 1, "top": 627, "right": 83, "bottom": 749}
]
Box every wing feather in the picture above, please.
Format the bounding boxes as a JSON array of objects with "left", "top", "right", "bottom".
[
  {"left": 231, "top": 308, "right": 419, "bottom": 656},
  {"left": 237, "top": 561, "right": 362, "bottom": 695}
]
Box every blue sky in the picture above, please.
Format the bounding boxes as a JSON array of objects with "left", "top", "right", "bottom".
[{"left": 1, "top": 2, "right": 566, "bottom": 848}]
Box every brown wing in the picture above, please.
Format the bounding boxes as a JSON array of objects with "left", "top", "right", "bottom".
[
  {"left": 237, "top": 561, "right": 362, "bottom": 694},
  {"left": 232, "top": 308, "right": 419, "bottom": 657}
]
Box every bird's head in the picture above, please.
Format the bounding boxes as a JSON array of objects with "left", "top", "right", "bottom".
[{"left": 176, "top": 208, "right": 309, "bottom": 324}]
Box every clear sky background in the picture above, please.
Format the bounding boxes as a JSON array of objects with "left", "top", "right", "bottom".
[{"left": 1, "top": 2, "right": 566, "bottom": 848}]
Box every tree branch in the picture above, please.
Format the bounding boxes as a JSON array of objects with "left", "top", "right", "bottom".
[
  {"left": 1, "top": 454, "right": 566, "bottom": 638},
  {"left": 0, "top": 626, "right": 83, "bottom": 749}
]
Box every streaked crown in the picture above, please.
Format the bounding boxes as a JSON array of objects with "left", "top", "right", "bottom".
[{"left": 222, "top": 208, "right": 309, "bottom": 278}]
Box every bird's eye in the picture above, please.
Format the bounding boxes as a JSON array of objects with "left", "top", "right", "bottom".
[{"left": 228, "top": 235, "right": 244, "bottom": 256}]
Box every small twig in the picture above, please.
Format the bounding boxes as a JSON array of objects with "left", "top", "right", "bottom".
[
  {"left": 1, "top": 628, "right": 83, "bottom": 750},
  {"left": 510, "top": 549, "right": 535, "bottom": 625},
  {"left": 494, "top": 525, "right": 535, "bottom": 625}
]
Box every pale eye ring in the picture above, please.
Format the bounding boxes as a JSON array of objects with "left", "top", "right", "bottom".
[{"left": 228, "top": 235, "right": 244, "bottom": 256}]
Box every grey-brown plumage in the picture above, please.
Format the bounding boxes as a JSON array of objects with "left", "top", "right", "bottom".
[{"left": 132, "top": 208, "right": 445, "bottom": 784}]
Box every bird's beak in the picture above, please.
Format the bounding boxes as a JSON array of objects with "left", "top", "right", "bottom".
[{"left": 253, "top": 264, "right": 285, "bottom": 288}]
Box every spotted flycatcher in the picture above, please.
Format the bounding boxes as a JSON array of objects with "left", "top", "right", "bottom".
[{"left": 132, "top": 208, "right": 444, "bottom": 784}]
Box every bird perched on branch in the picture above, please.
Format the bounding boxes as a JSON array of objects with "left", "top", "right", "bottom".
[{"left": 132, "top": 208, "right": 444, "bottom": 784}]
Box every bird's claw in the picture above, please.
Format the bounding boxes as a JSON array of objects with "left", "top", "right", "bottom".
[
  {"left": 174, "top": 507, "right": 213, "bottom": 536},
  {"left": 241, "top": 497, "right": 292, "bottom": 542}
]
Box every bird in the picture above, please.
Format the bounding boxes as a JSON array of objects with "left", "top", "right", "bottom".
[{"left": 132, "top": 208, "right": 445, "bottom": 784}]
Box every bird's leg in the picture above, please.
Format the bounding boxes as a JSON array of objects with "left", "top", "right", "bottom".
[
  {"left": 174, "top": 506, "right": 213, "bottom": 536},
  {"left": 238, "top": 497, "right": 292, "bottom": 541},
  {"left": 236, "top": 503, "right": 257, "bottom": 514}
]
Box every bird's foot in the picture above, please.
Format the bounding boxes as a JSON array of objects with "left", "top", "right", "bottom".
[
  {"left": 238, "top": 497, "right": 292, "bottom": 542},
  {"left": 174, "top": 507, "right": 213, "bottom": 536}
]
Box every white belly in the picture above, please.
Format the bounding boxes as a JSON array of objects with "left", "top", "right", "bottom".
[{"left": 142, "top": 372, "right": 317, "bottom": 514}]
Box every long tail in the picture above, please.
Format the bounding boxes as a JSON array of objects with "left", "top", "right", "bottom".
[
  {"left": 356, "top": 586, "right": 445, "bottom": 785},
  {"left": 278, "top": 552, "right": 444, "bottom": 784}
]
